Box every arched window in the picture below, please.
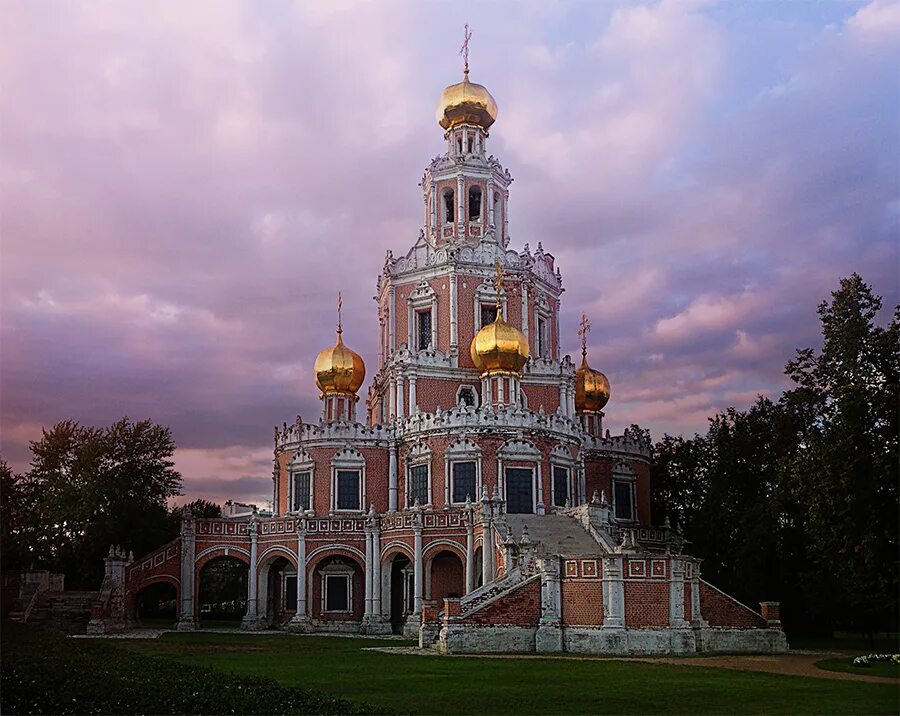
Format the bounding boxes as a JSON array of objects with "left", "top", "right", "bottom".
[
  {"left": 443, "top": 189, "right": 455, "bottom": 223},
  {"left": 468, "top": 186, "right": 482, "bottom": 221}
]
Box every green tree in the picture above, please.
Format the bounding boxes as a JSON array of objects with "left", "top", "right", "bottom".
[
  {"left": 15, "top": 418, "right": 182, "bottom": 588},
  {"left": 784, "top": 274, "right": 899, "bottom": 637}
]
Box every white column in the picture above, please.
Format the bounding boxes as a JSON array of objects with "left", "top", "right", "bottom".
[
  {"left": 449, "top": 272, "right": 458, "bottom": 367},
  {"left": 536, "top": 461, "right": 544, "bottom": 515},
  {"left": 364, "top": 529, "right": 373, "bottom": 617},
  {"left": 388, "top": 377, "right": 396, "bottom": 420},
  {"left": 396, "top": 374, "right": 405, "bottom": 420},
  {"left": 465, "top": 513, "right": 475, "bottom": 594},
  {"left": 242, "top": 519, "right": 260, "bottom": 628},
  {"left": 176, "top": 515, "right": 196, "bottom": 630},
  {"left": 372, "top": 527, "right": 382, "bottom": 618},
  {"left": 559, "top": 384, "right": 567, "bottom": 416},
  {"left": 296, "top": 525, "right": 307, "bottom": 618},
  {"left": 457, "top": 176, "right": 464, "bottom": 238},
  {"left": 603, "top": 556, "right": 625, "bottom": 628},
  {"left": 388, "top": 287, "right": 395, "bottom": 351},
  {"left": 497, "top": 376, "right": 504, "bottom": 405},
  {"left": 481, "top": 496, "right": 494, "bottom": 586},
  {"left": 409, "top": 374, "right": 417, "bottom": 415},
  {"left": 430, "top": 186, "right": 436, "bottom": 239},
  {"left": 554, "top": 301, "right": 561, "bottom": 360},
  {"left": 487, "top": 181, "right": 495, "bottom": 228},
  {"left": 669, "top": 558, "right": 688, "bottom": 628},
  {"left": 388, "top": 441, "right": 398, "bottom": 512},
  {"left": 413, "top": 521, "right": 423, "bottom": 614},
  {"left": 521, "top": 282, "right": 528, "bottom": 337}
]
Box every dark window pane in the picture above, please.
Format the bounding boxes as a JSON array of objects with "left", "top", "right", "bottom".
[
  {"left": 537, "top": 318, "right": 546, "bottom": 357},
  {"left": 444, "top": 190, "right": 455, "bottom": 222},
  {"left": 292, "top": 472, "right": 310, "bottom": 512},
  {"left": 553, "top": 466, "right": 569, "bottom": 507},
  {"left": 458, "top": 387, "right": 476, "bottom": 407},
  {"left": 505, "top": 467, "right": 533, "bottom": 514},
  {"left": 409, "top": 464, "right": 429, "bottom": 506},
  {"left": 337, "top": 470, "right": 360, "bottom": 510},
  {"left": 481, "top": 304, "right": 497, "bottom": 328},
  {"left": 614, "top": 480, "right": 633, "bottom": 520},
  {"left": 468, "top": 186, "right": 481, "bottom": 220},
  {"left": 418, "top": 311, "right": 432, "bottom": 349},
  {"left": 286, "top": 574, "right": 298, "bottom": 608},
  {"left": 325, "top": 575, "right": 349, "bottom": 611},
  {"left": 452, "top": 461, "right": 477, "bottom": 503}
]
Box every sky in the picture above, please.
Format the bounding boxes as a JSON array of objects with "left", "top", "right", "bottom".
[{"left": 1, "top": 0, "right": 898, "bottom": 507}]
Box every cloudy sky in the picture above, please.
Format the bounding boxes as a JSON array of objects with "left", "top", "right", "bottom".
[{"left": 2, "top": 0, "right": 897, "bottom": 506}]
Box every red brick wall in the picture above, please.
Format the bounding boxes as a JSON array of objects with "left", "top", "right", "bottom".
[
  {"left": 624, "top": 581, "right": 669, "bottom": 627},
  {"left": 699, "top": 581, "right": 767, "bottom": 629},
  {"left": 465, "top": 578, "right": 541, "bottom": 626},
  {"left": 522, "top": 384, "right": 560, "bottom": 413},
  {"left": 561, "top": 579, "right": 603, "bottom": 626},
  {"left": 429, "top": 551, "right": 465, "bottom": 601}
]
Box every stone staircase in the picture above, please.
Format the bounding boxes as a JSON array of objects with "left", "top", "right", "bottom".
[
  {"left": 502, "top": 513, "right": 608, "bottom": 558},
  {"left": 29, "top": 591, "right": 98, "bottom": 634}
]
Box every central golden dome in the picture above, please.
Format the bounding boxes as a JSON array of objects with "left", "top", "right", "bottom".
[
  {"left": 470, "top": 309, "right": 529, "bottom": 375},
  {"left": 575, "top": 356, "right": 610, "bottom": 413},
  {"left": 436, "top": 76, "right": 498, "bottom": 131},
  {"left": 314, "top": 329, "right": 365, "bottom": 395}
]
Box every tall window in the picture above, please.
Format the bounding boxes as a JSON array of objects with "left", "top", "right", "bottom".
[
  {"left": 408, "top": 464, "right": 429, "bottom": 506},
  {"left": 443, "top": 190, "right": 455, "bottom": 223},
  {"left": 552, "top": 466, "right": 569, "bottom": 508},
  {"left": 614, "top": 480, "right": 634, "bottom": 521},
  {"left": 537, "top": 317, "right": 548, "bottom": 358},
  {"left": 292, "top": 472, "right": 311, "bottom": 512},
  {"left": 322, "top": 568, "right": 352, "bottom": 612},
  {"left": 336, "top": 470, "right": 360, "bottom": 510},
  {"left": 417, "top": 310, "right": 432, "bottom": 350},
  {"left": 468, "top": 186, "right": 482, "bottom": 220},
  {"left": 481, "top": 303, "right": 497, "bottom": 329},
  {"left": 452, "top": 461, "right": 477, "bottom": 503}
]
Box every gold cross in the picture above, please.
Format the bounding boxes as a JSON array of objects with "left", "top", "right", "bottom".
[
  {"left": 337, "top": 291, "right": 343, "bottom": 334},
  {"left": 460, "top": 24, "right": 472, "bottom": 78},
  {"left": 493, "top": 261, "right": 504, "bottom": 319},
  {"left": 577, "top": 313, "right": 592, "bottom": 358}
]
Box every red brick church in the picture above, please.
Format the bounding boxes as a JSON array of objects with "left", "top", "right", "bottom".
[{"left": 92, "top": 58, "right": 786, "bottom": 655}]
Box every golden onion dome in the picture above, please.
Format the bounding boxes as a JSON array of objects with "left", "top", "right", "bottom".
[
  {"left": 470, "top": 309, "right": 529, "bottom": 375},
  {"left": 575, "top": 356, "right": 610, "bottom": 413},
  {"left": 314, "top": 329, "right": 366, "bottom": 395},
  {"left": 436, "top": 76, "right": 498, "bottom": 131}
]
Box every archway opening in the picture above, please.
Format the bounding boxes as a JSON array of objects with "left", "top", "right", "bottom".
[
  {"left": 262, "top": 556, "right": 295, "bottom": 628},
  {"left": 133, "top": 581, "right": 177, "bottom": 628},
  {"left": 198, "top": 556, "right": 248, "bottom": 628},
  {"left": 388, "top": 554, "right": 413, "bottom": 635},
  {"left": 428, "top": 550, "right": 464, "bottom": 602}
]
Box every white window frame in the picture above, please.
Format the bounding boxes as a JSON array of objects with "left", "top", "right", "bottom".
[
  {"left": 407, "top": 281, "right": 437, "bottom": 351},
  {"left": 331, "top": 447, "right": 365, "bottom": 514},
  {"left": 320, "top": 561, "right": 354, "bottom": 614},
  {"left": 535, "top": 297, "right": 552, "bottom": 359},
  {"left": 456, "top": 384, "right": 479, "bottom": 408},
  {"left": 288, "top": 449, "right": 315, "bottom": 515},
  {"left": 444, "top": 438, "right": 482, "bottom": 506},
  {"left": 549, "top": 445, "right": 575, "bottom": 511},
  {"left": 406, "top": 442, "right": 432, "bottom": 508},
  {"left": 611, "top": 462, "right": 637, "bottom": 523}
]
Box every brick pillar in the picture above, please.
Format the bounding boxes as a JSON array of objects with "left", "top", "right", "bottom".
[{"left": 760, "top": 601, "right": 781, "bottom": 628}]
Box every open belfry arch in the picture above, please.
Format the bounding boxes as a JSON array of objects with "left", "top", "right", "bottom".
[{"left": 95, "top": 28, "right": 786, "bottom": 654}]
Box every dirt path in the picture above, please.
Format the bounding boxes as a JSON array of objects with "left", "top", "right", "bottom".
[{"left": 621, "top": 653, "right": 898, "bottom": 684}]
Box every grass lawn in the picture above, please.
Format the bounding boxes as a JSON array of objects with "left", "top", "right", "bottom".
[
  {"left": 120, "top": 632, "right": 900, "bottom": 715},
  {"left": 816, "top": 656, "right": 900, "bottom": 680}
]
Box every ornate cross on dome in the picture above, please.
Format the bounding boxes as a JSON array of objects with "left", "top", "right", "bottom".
[
  {"left": 493, "top": 261, "right": 504, "bottom": 318},
  {"left": 578, "top": 313, "right": 592, "bottom": 359},
  {"left": 460, "top": 24, "right": 472, "bottom": 78},
  {"left": 337, "top": 291, "right": 343, "bottom": 335}
]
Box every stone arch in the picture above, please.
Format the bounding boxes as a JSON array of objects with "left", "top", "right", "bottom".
[
  {"left": 195, "top": 545, "right": 251, "bottom": 571},
  {"left": 423, "top": 539, "right": 467, "bottom": 562},
  {"left": 196, "top": 552, "right": 249, "bottom": 625},
  {"left": 427, "top": 549, "right": 465, "bottom": 603},
  {"left": 258, "top": 550, "right": 297, "bottom": 628},
  {"left": 380, "top": 541, "right": 414, "bottom": 561},
  {"left": 129, "top": 575, "right": 180, "bottom": 625}
]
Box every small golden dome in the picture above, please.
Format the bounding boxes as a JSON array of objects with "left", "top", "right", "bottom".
[
  {"left": 575, "top": 356, "right": 610, "bottom": 413},
  {"left": 436, "top": 76, "right": 498, "bottom": 131},
  {"left": 314, "top": 329, "right": 365, "bottom": 395},
  {"left": 470, "top": 309, "right": 529, "bottom": 375}
]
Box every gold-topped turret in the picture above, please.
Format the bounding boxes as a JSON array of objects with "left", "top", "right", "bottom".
[
  {"left": 314, "top": 293, "right": 366, "bottom": 395},
  {"left": 436, "top": 25, "right": 498, "bottom": 131},
  {"left": 470, "top": 263, "right": 529, "bottom": 375},
  {"left": 574, "top": 314, "right": 610, "bottom": 412}
]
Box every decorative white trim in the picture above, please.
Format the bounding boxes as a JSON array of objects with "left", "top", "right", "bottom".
[
  {"left": 331, "top": 447, "right": 366, "bottom": 514},
  {"left": 320, "top": 560, "right": 354, "bottom": 614},
  {"left": 406, "top": 442, "right": 432, "bottom": 508},
  {"left": 456, "top": 384, "right": 479, "bottom": 408}
]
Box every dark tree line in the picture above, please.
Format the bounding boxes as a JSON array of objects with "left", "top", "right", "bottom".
[
  {"left": 651, "top": 274, "right": 899, "bottom": 636},
  {"left": 1, "top": 418, "right": 220, "bottom": 589}
]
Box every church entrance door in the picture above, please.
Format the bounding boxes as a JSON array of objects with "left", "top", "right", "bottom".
[{"left": 505, "top": 468, "right": 534, "bottom": 514}]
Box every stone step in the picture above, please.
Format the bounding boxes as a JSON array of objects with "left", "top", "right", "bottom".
[{"left": 503, "top": 514, "right": 605, "bottom": 557}]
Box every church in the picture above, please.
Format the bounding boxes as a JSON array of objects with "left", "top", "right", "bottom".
[{"left": 93, "top": 57, "right": 787, "bottom": 655}]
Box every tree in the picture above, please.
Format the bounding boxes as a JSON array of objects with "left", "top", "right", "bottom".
[
  {"left": 784, "top": 274, "right": 899, "bottom": 637},
  {"left": 14, "top": 418, "right": 183, "bottom": 588}
]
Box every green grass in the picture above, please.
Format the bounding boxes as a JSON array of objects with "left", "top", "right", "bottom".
[
  {"left": 816, "top": 657, "right": 900, "bottom": 680},
  {"left": 119, "top": 632, "right": 900, "bottom": 715}
]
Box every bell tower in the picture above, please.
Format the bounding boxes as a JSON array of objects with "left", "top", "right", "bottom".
[{"left": 423, "top": 26, "right": 512, "bottom": 248}]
